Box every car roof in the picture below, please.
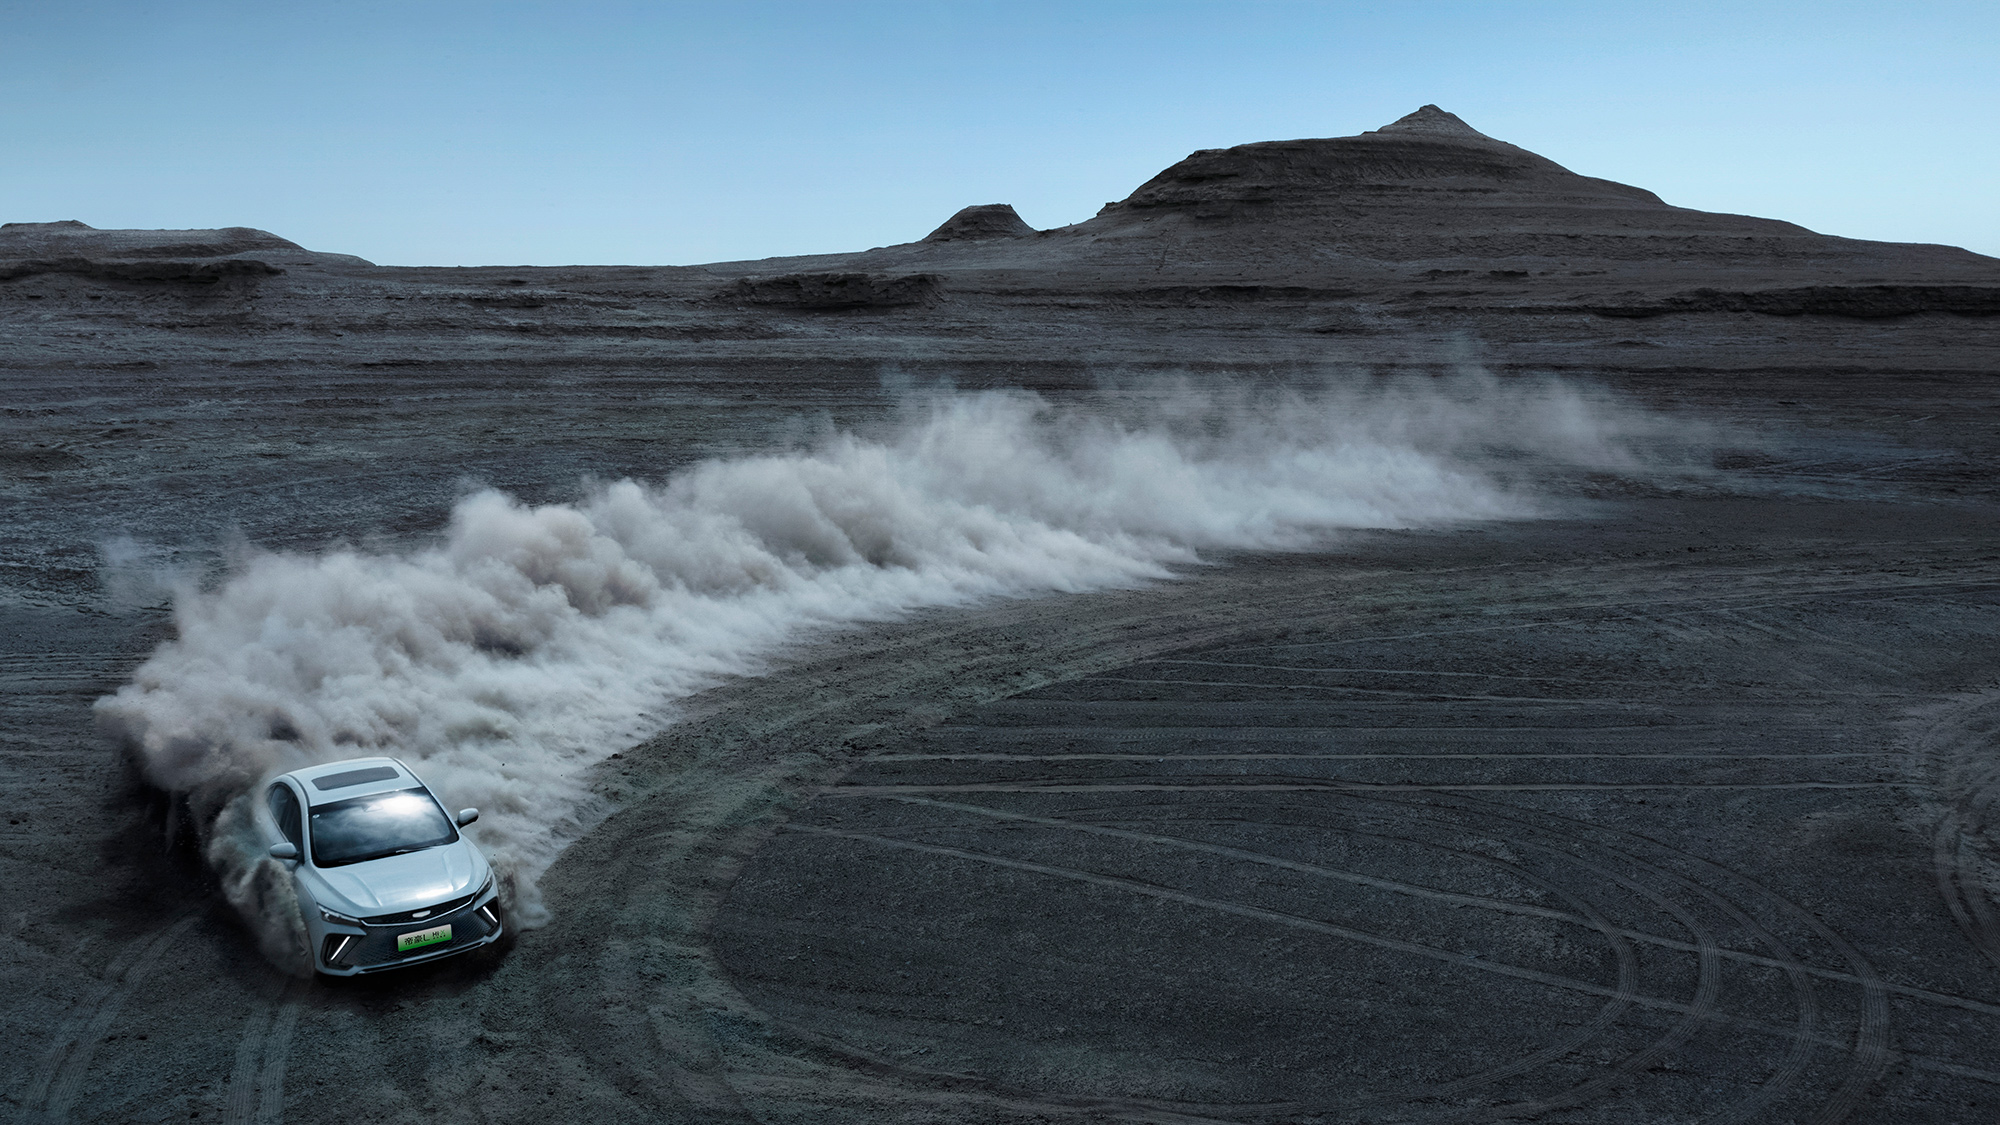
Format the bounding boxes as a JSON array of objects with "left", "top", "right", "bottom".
[{"left": 280, "top": 757, "right": 427, "bottom": 806}]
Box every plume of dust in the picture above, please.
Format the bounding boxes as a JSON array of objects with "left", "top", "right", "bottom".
[{"left": 94, "top": 375, "right": 1712, "bottom": 969}]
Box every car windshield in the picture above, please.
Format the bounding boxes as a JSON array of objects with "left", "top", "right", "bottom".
[{"left": 308, "top": 787, "right": 457, "bottom": 867}]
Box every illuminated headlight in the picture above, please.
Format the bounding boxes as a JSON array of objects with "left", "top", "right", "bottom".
[{"left": 319, "top": 908, "right": 363, "bottom": 927}]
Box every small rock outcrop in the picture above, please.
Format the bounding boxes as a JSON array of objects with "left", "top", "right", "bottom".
[{"left": 922, "top": 204, "right": 1036, "bottom": 243}]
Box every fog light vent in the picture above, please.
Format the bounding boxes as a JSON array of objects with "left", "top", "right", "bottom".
[{"left": 322, "top": 933, "right": 356, "bottom": 966}]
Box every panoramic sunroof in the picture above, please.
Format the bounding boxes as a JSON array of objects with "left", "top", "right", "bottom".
[{"left": 312, "top": 765, "right": 401, "bottom": 791}]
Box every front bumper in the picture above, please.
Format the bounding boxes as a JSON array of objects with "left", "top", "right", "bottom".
[{"left": 315, "top": 889, "right": 503, "bottom": 975}]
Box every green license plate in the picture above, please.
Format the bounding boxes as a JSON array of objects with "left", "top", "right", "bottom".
[{"left": 397, "top": 924, "right": 452, "bottom": 952}]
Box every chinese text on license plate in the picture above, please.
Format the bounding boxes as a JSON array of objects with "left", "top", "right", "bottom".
[{"left": 397, "top": 924, "right": 452, "bottom": 952}]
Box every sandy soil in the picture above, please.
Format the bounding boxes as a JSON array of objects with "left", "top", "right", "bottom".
[{"left": 5, "top": 107, "right": 1999, "bottom": 1123}]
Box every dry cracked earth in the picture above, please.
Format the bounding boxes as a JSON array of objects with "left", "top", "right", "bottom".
[{"left": 5, "top": 107, "right": 2000, "bottom": 1124}]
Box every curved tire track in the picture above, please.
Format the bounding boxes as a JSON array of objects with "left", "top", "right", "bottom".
[
  {"left": 842, "top": 791, "right": 1833, "bottom": 1122},
  {"left": 16, "top": 912, "right": 199, "bottom": 1125},
  {"left": 574, "top": 514, "right": 1998, "bottom": 1124}
]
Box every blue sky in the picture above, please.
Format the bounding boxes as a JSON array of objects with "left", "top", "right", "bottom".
[{"left": 4, "top": 1, "right": 1995, "bottom": 265}]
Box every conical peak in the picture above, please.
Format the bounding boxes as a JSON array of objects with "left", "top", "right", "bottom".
[
  {"left": 923, "top": 203, "right": 1036, "bottom": 243},
  {"left": 1098, "top": 104, "right": 1663, "bottom": 223},
  {"left": 1371, "top": 105, "right": 1494, "bottom": 141}
]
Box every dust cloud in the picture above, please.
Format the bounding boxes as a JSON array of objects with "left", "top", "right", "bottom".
[{"left": 93, "top": 375, "right": 1711, "bottom": 962}]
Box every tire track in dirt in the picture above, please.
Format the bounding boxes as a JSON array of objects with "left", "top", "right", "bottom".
[
  {"left": 853, "top": 545, "right": 1968, "bottom": 1115},
  {"left": 1909, "top": 694, "right": 2000, "bottom": 976},
  {"left": 221, "top": 980, "right": 301, "bottom": 1125},
  {"left": 1424, "top": 792, "right": 1897, "bottom": 1125},
  {"left": 609, "top": 516, "right": 1999, "bottom": 1122},
  {"left": 864, "top": 770, "right": 2000, "bottom": 1021},
  {"left": 848, "top": 792, "right": 1832, "bottom": 1121},
  {"left": 865, "top": 792, "right": 1655, "bottom": 1107},
  {"left": 1700, "top": 607, "right": 1917, "bottom": 679},
  {"left": 795, "top": 600, "right": 1915, "bottom": 1121},
  {"left": 16, "top": 912, "right": 199, "bottom": 1125},
  {"left": 776, "top": 824, "right": 1650, "bottom": 1017},
  {"left": 780, "top": 820, "right": 1872, "bottom": 1121},
  {"left": 781, "top": 822, "right": 1670, "bottom": 1113},
  {"left": 1025, "top": 782, "right": 1895, "bottom": 1120},
  {"left": 864, "top": 792, "right": 1855, "bottom": 996},
  {"left": 737, "top": 671, "right": 1910, "bottom": 1112},
  {"left": 527, "top": 573, "right": 1301, "bottom": 1123},
  {"left": 1934, "top": 813, "right": 2000, "bottom": 974},
  {"left": 1324, "top": 797, "right": 1819, "bottom": 1124}
]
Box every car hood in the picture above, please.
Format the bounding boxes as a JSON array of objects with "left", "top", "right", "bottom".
[{"left": 313, "top": 841, "right": 484, "bottom": 914}]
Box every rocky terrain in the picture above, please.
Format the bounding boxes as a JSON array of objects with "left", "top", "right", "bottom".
[{"left": 3, "top": 106, "right": 1999, "bottom": 1124}]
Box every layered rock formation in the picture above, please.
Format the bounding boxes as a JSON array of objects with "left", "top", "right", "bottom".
[
  {"left": 922, "top": 204, "right": 1036, "bottom": 242},
  {"left": 0, "top": 219, "right": 306, "bottom": 259},
  {"left": 1, "top": 107, "right": 1994, "bottom": 381},
  {"left": 0, "top": 219, "right": 371, "bottom": 283}
]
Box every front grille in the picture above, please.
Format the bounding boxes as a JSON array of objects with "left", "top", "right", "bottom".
[
  {"left": 338, "top": 896, "right": 493, "bottom": 969},
  {"left": 363, "top": 892, "right": 476, "bottom": 926}
]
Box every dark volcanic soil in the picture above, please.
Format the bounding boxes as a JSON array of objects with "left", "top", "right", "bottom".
[{"left": 4, "top": 107, "right": 1999, "bottom": 1124}]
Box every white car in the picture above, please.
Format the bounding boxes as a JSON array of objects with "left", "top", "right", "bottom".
[{"left": 258, "top": 756, "right": 503, "bottom": 975}]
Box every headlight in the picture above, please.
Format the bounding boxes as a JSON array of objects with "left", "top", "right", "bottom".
[{"left": 319, "top": 907, "right": 363, "bottom": 927}]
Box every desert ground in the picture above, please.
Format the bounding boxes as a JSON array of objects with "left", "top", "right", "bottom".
[{"left": 4, "top": 107, "right": 1999, "bottom": 1123}]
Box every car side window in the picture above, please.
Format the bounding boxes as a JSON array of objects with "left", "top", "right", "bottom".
[{"left": 268, "top": 784, "right": 302, "bottom": 848}]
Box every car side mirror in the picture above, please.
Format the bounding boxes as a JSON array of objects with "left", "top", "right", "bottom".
[
  {"left": 455, "top": 808, "right": 479, "bottom": 827},
  {"left": 269, "top": 841, "right": 299, "bottom": 860}
]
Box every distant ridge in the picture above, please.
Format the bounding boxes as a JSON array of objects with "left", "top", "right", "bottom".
[
  {"left": 5, "top": 106, "right": 1993, "bottom": 288},
  {"left": 0, "top": 219, "right": 372, "bottom": 272},
  {"left": 0, "top": 102, "right": 1992, "bottom": 395},
  {"left": 0, "top": 221, "right": 304, "bottom": 258}
]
